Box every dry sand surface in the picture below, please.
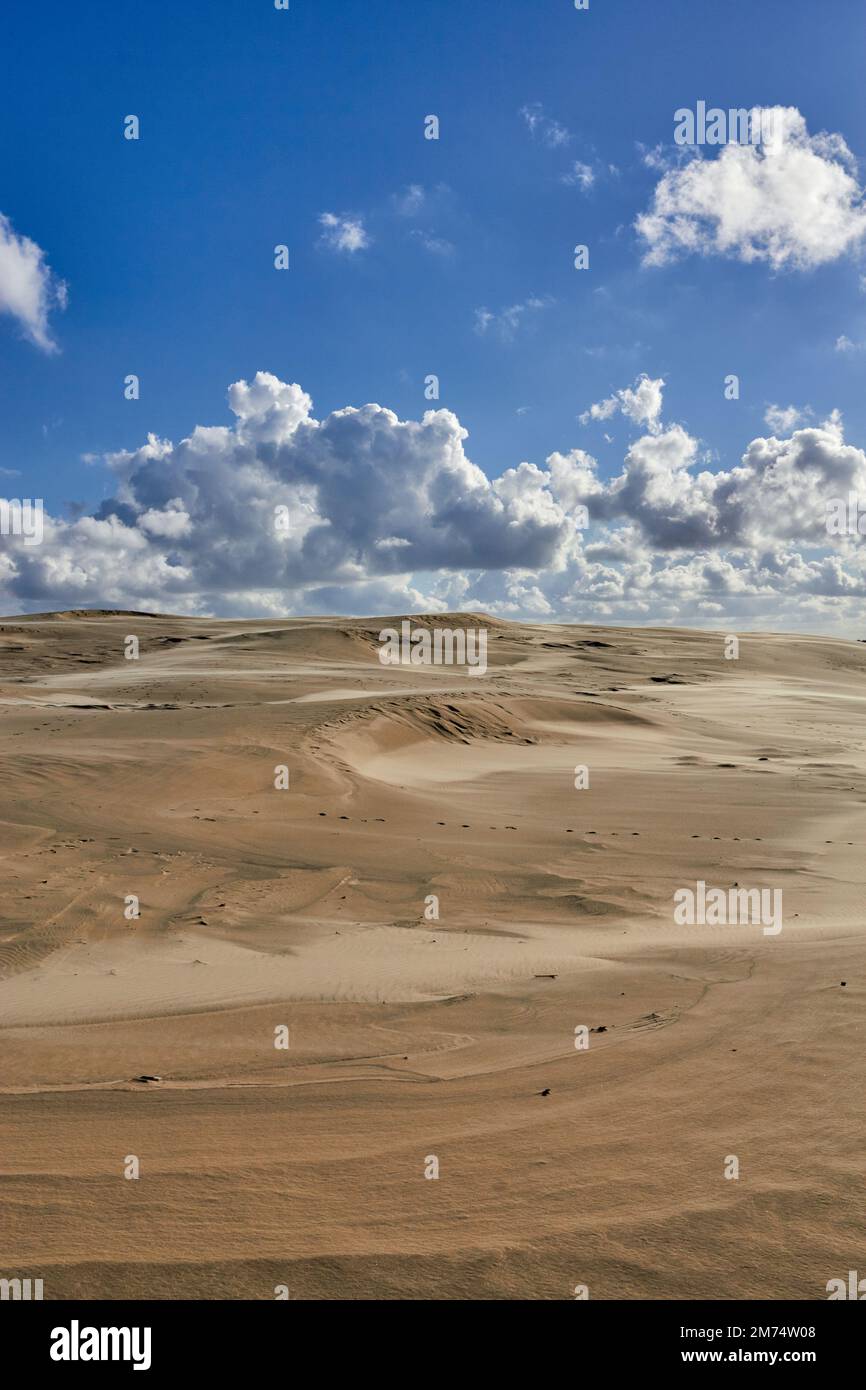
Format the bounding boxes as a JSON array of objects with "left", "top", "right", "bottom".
[{"left": 1, "top": 610, "right": 864, "bottom": 1299}]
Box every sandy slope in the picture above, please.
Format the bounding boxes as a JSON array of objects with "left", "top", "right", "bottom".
[{"left": 1, "top": 610, "right": 864, "bottom": 1299}]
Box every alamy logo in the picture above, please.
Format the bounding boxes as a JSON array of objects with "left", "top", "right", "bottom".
[
  {"left": 827, "top": 1270, "right": 866, "bottom": 1299},
  {"left": 826, "top": 495, "right": 866, "bottom": 536},
  {"left": 0, "top": 1276, "right": 43, "bottom": 1300},
  {"left": 674, "top": 102, "right": 775, "bottom": 147},
  {"left": 50, "top": 1320, "right": 152, "bottom": 1371},
  {"left": 0, "top": 498, "right": 43, "bottom": 546},
  {"left": 378, "top": 620, "right": 487, "bottom": 675},
  {"left": 673, "top": 881, "right": 783, "bottom": 936}
]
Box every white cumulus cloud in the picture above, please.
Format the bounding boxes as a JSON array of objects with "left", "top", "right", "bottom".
[
  {"left": 637, "top": 107, "right": 866, "bottom": 270},
  {"left": 580, "top": 374, "right": 666, "bottom": 432}
]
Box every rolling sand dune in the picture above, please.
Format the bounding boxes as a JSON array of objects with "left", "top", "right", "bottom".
[{"left": 1, "top": 611, "right": 865, "bottom": 1298}]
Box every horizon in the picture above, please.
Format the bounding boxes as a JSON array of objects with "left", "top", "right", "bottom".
[{"left": 4, "top": 606, "right": 864, "bottom": 648}]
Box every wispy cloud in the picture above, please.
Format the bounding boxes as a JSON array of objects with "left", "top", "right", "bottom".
[
  {"left": 474, "top": 296, "right": 554, "bottom": 342},
  {"left": 410, "top": 229, "right": 454, "bottom": 257},
  {"left": 764, "top": 403, "right": 813, "bottom": 432},
  {"left": 561, "top": 160, "right": 596, "bottom": 192},
  {"left": 393, "top": 184, "right": 426, "bottom": 217},
  {"left": 392, "top": 183, "right": 456, "bottom": 255},
  {"left": 519, "top": 103, "right": 571, "bottom": 148}
]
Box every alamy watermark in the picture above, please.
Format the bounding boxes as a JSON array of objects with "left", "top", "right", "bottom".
[
  {"left": 50, "top": 1321, "right": 152, "bottom": 1371},
  {"left": 674, "top": 881, "right": 782, "bottom": 936},
  {"left": 826, "top": 495, "right": 866, "bottom": 536},
  {"left": 827, "top": 1270, "right": 866, "bottom": 1299},
  {"left": 1, "top": 1275, "right": 43, "bottom": 1300},
  {"left": 378, "top": 620, "right": 487, "bottom": 675},
  {"left": 0, "top": 498, "right": 43, "bottom": 546},
  {"left": 674, "top": 103, "right": 775, "bottom": 147}
]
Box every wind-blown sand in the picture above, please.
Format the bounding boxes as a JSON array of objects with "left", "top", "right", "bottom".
[{"left": 1, "top": 611, "right": 864, "bottom": 1299}]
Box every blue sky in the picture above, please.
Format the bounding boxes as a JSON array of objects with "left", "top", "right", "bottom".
[{"left": 2, "top": 0, "right": 866, "bottom": 627}]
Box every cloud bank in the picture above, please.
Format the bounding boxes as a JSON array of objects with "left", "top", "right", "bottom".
[{"left": 4, "top": 371, "right": 866, "bottom": 632}]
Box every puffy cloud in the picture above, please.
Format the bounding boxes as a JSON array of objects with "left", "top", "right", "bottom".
[
  {"left": 6, "top": 370, "right": 866, "bottom": 633},
  {"left": 580, "top": 373, "right": 665, "bottom": 432},
  {"left": 227, "top": 374, "right": 313, "bottom": 441},
  {"left": 138, "top": 500, "right": 192, "bottom": 538},
  {"left": 318, "top": 212, "right": 369, "bottom": 253},
  {"left": 0, "top": 211, "right": 67, "bottom": 352},
  {"left": 5, "top": 371, "right": 576, "bottom": 614},
  {"left": 637, "top": 107, "right": 866, "bottom": 270},
  {"left": 715, "top": 414, "right": 866, "bottom": 549}
]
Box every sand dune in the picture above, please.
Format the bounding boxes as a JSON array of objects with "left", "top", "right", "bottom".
[{"left": 1, "top": 611, "right": 865, "bottom": 1298}]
